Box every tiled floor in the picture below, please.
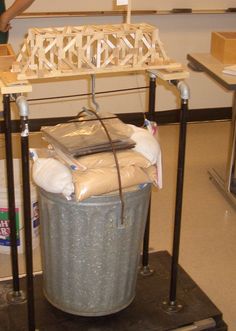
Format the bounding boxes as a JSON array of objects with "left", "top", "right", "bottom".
[{"left": 0, "top": 120, "right": 235, "bottom": 330}]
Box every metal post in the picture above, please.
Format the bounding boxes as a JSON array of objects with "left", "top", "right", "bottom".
[
  {"left": 140, "top": 72, "right": 156, "bottom": 276},
  {"left": 148, "top": 73, "right": 156, "bottom": 121},
  {"left": 162, "top": 80, "right": 190, "bottom": 313},
  {"left": 3, "top": 94, "right": 26, "bottom": 304},
  {"left": 140, "top": 200, "right": 154, "bottom": 276},
  {"left": 16, "top": 96, "right": 36, "bottom": 331}
]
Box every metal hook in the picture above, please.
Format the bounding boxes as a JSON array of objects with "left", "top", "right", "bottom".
[
  {"left": 90, "top": 57, "right": 100, "bottom": 112},
  {"left": 91, "top": 74, "right": 100, "bottom": 112}
]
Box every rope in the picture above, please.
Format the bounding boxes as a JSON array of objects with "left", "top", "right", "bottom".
[{"left": 15, "top": 86, "right": 148, "bottom": 103}]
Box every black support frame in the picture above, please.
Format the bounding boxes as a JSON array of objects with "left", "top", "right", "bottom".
[
  {"left": 2, "top": 75, "right": 189, "bottom": 330},
  {"left": 3, "top": 95, "right": 20, "bottom": 294},
  {"left": 3, "top": 94, "right": 36, "bottom": 331}
]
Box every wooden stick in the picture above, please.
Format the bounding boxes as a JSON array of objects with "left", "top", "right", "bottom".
[
  {"left": 126, "top": 0, "right": 131, "bottom": 24},
  {"left": 15, "top": 9, "right": 233, "bottom": 19}
]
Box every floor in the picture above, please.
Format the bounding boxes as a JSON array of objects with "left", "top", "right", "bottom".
[{"left": 0, "top": 120, "right": 236, "bottom": 330}]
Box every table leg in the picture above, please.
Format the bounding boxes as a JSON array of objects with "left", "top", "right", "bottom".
[
  {"left": 208, "top": 92, "right": 236, "bottom": 206},
  {"left": 226, "top": 91, "right": 236, "bottom": 194}
]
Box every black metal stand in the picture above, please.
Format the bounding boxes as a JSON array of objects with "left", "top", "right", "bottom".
[
  {"left": 140, "top": 73, "right": 156, "bottom": 276},
  {"left": 148, "top": 74, "right": 156, "bottom": 121},
  {"left": 21, "top": 127, "right": 35, "bottom": 331},
  {"left": 2, "top": 95, "right": 26, "bottom": 304},
  {"left": 162, "top": 80, "right": 189, "bottom": 313},
  {"left": 17, "top": 96, "right": 36, "bottom": 331},
  {"left": 2, "top": 94, "right": 36, "bottom": 330},
  {"left": 140, "top": 201, "right": 154, "bottom": 276},
  {"left": 1, "top": 79, "right": 228, "bottom": 331}
]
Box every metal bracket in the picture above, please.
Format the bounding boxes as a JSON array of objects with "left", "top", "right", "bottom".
[
  {"left": 147, "top": 69, "right": 158, "bottom": 79},
  {"left": 170, "top": 318, "right": 216, "bottom": 331},
  {"left": 170, "top": 80, "right": 190, "bottom": 101},
  {"left": 16, "top": 95, "right": 29, "bottom": 117}
]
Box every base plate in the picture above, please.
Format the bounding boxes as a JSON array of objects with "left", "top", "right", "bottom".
[{"left": 0, "top": 251, "right": 228, "bottom": 331}]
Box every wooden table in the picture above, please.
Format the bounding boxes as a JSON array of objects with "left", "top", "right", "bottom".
[{"left": 187, "top": 53, "right": 236, "bottom": 206}]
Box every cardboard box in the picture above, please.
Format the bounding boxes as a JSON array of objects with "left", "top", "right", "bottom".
[
  {"left": 211, "top": 32, "right": 236, "bottom": 64},
  {"left": 0, "top": 44, "right": 16, "bottom": 71}
]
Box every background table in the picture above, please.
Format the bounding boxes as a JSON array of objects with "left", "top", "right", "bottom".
[{"left": 187, "top": 53, "right": 236, "bottom": 207}]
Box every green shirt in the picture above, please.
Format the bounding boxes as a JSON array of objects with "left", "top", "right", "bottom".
[{"left": 0, "top": 0, "right": 9, "bottom": 44}]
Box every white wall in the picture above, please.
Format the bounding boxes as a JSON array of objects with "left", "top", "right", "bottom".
[
  {"left": 5, "top": 1, "right": 236, "bottom": 119},
  {"left": 6, "top": 0, "right": 236, "bottom": 12}
]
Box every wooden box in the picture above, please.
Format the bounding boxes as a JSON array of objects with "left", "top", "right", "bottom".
[
  {"left": 0, "top": 44, "right": 16, "bottom": 71},
  {"left": 211, "top": 32, "right": 236, "bottom": 64}
]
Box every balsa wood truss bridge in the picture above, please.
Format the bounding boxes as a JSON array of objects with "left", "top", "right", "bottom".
[{"left": 12, "top": 23, "right": 185, "bottom": 80}]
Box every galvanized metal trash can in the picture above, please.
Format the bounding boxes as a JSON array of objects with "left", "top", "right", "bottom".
[{"left": 38, "top": 184, "right": 151, "bottom": 316}]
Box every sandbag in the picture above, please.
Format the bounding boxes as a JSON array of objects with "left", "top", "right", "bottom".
[{"left": 73, "top": 165, "right": 151, "bottom": 201}]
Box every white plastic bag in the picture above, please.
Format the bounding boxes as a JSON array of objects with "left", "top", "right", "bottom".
[
  {"left": 32, "top": 157, "right": 74, "bottom": 200},
  {"left": 128, "top": 124, "right": 163, "bottom": 188}
]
